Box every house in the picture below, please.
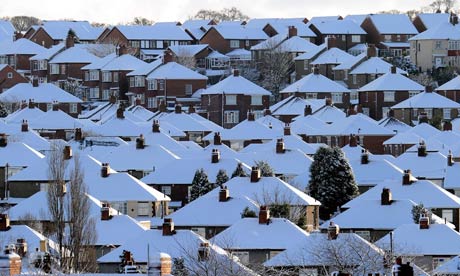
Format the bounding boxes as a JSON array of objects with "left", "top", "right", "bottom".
[
  {"left": 200, "top": 69, "right": 271, "bottom": 128},
  {"left": 167, "top": 44, "right": 212, "bottom": 69},
  {"left": 1, "top": 114, "right": 51, "bottom": 152},
  {"left": 309, "top": 40, "right": 355, "bottom": 79},
  {"left": 435, "top": 75, "right": 460, "bottom": 103},
  {"left": 0, "top": 20, "right": 16, "bottom": 43},
  {"left": 0, "top": 38, "right": 46, "bottom": 75},
  {"left": 308, "top": 19, "right": 367, "bottom": 51},
  {"left": 357, "top": 67, "right": 425, "bottom": 120},
  {"left": 269, "top": 95, "right": 324, "bottom": 123},
  {"left": 377, "top": 111, "right": 411, "bottom": 135},
  {"left": 293, "top": 43, "right": 326, "bottom": 80},
  {"left": 181, "top": 19, "right": 216, "bottom": 42},
  {"left": 0, "top": 65, "right": 28, "bottom": 92},
  {"left": 391, "top": 87, "right": 460, "bottom": 125},
  {"left": 361, "top": 14, "right": 418, "bottom": 56},
  {"left": 413, "top": 13, "right": 450, "bottom": 33},
  {"left": 409, "top": 14, "right": 460, "bottom": 72}
]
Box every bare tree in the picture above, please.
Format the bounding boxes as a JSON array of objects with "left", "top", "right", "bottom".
[
  {"left": 173, "top": 48, "right": 197, "bottom": 69},
  {"left": 191, "top": 7, "right": 249, "bottom": 22},
  {"left": 129, "top": 17, "right": 154, "bottom": 26},
  {"left": 9, "top": 16, "right": 41, "bottom": 32}
]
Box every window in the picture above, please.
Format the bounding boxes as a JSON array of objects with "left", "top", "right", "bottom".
[
  {"left": 362, "top": 107, "right": 370, "bottom": 116},
  {"left": 39, "top": 77, "right": 46, "bottom": 83},
  {"left": 156, "top": 40, "right": 164, "bottom": 49},
  {"left": 69, "top": 103, "right": 77, "bottom": 114},
  {"left": 113, "top": 72, "right": 118, "bottom": 82},
  {"left": 383, "top": 91, "right": 395, "bottom": 102},
  {"left": 341, "top": 35, "right": 346, "bottom": 41},
  {"left": 382, "top": 107, "right": 390, "bottom": 118},
  {"left": 50, "top": 64, "right": 59, "bottom": 75},
  {"left": 425, "top": 109, "right": 433, "bottom": 119},
  {"left": 435, "top": 40, "right": 442, "bottom": 49},
  {"left": 303, "top": 60, "right": 309, "bottom": 70},
  {"left": 159, "top": 79, "right": 165, "bottom": 90},
  {"left": 89, "top": 70, "right": 99, "bottom": 81},
  {"left": 232, "top": 251, "right": 249, "bottom": 265},
  {"left": 305, "top": 93, "right": 317, "bottom": 99},
  {"left": 147, "top": 97, "right": 157, "bottom": 108},
  {"left": 6, "top": 72, "right": 12, "bottom": 79},
  {"left": 300, "top": 268, "right": 318, "bottom": 276},
  {"left": 409, "top": 91, "right": 419, "bottom": 97},
  {"left": 225, "top": 95, "right": 237, "bottom": 105},
  {"left": 433, "top": 257, "right": 449, "bottom": 269},
  {"left": 354, "top": 230, "right": 370, "bottom": 241},
  {"left": 134, "top": 76, "right": 145, "bottom": 87},
  {"left": 161, "top": 186, "right": 171, "bottom": 195},
  {"left": 140, "top": 40, "right": 148, "bottom": 48},
  {"left": 32, "top": 61, "right": 38, "bottom": 71},
  {"left": 185, "top": 84, "right": 193, "bottom": 95},
  {"left": 245, "top": 40, "right": 250, "bottom": 47},
  {"left": 60, "top": 64, "right": 66, "bottom": 75},
  {"left": 148, "top": 80, "right": 157, "bottom": 90},
  {"left": 352, "top": 74, "right": 357, "bottom": 85},
  {"left": 84, "top": 71, "right": 89, "bottom": 81},
  {"left": 224, "top": 110, "right": 239, "bottom": 124},
  {"left": 350, "top": 91, "right": 358, "bottom": 101},
  {"left": 89, "top": 87, "right": 100, "bottom": 99},
  {"left": 191, "top": 227, "right": 206, "bottom": 238},
  {"left": 230, "top": 40, "right": 240, "bottom": 48},
  {"left": 137, "top": 202, "right": 150, "bottom": 216},
  {"left": 254, "top": 110, "right": 264, "bottom": 120},
  {"left": 351, "top": 35, "right": 360, "bottom": 43},
  {"left": 332, "top": 93, "right": 342, "bottom": 103},
  {"left": 102, "top": 90, "right": 110, "bottom": 100},
  {"left": 130, "top": 40, "right": 140, "bottom": 48},
  {"left": 412, "top": 108, "right": 418, "bottom": 118},
  {"left": 384, "top": 34, "right": 392, "bottom": 41},
  {"left": 444, "top": 108, "right": 451, "bottom": 119},
  {"left": 251, "top": 95, "right": 262, "bottom": 105},
  {"left": 442, "top": 209, "right": 454, "bottom": 223},
  {"left": 46, "top": 103, "right": 53, "bottom": 111},
  {"left": 110, "top": 201, "right": 127, "bottom": 214},
  {"left": 38, "top": 60, "right": 47, "bottom": 70},
  {"left": 102, "top": 71, "right": 112, "bottom": 82}
]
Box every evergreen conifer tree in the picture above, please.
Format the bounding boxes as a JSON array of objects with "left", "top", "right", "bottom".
[
  {"left": 215, "top": 169, "right": 229, "bottom": 188},
  {"left": 190, "top": 168, "right": 212, "bottom": 201},
  {"left": 0, "top": 102, "right": 8, "bottom": 118},
  {"left": 231, "top": 162, "right": 248, "bottom": 178},
  {"left": 255, "top": 160, "right": 274, "bottom": 176}
]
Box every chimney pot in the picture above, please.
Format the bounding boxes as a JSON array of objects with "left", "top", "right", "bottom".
[
  {"left": 327, "top": 221, "right": 339, "bottom": 240},
  {"left": 32, "top": 78, "right": 39, "bottom": 87},
  {"left": 417, "top": 140, "right": 427, "bottom": 157},
  {"left": 219, "top": 186, "right": 229, "bottom": 202},
  {"left": 0, "top": 214, "right": 10, "bottom": 231},
  {"left": 361, "top": 149, "right": 369, "bottom": 164},
  {"left": 136, "top": 134, "right": 145, "bottom": 149},
  {"left": 109, "top": 94, "right": 117, "bottom": 104},
  {"left": 247, "top": 111, "right": 255, "bottom": 121},
  {"left": 74, "top": 128, "right": 82, "bottom": 141},
  {"left": 65, "top": 32, "right": 75, "bottom": 49},
  {"left": 325, "top": 97, "right": 332, "bottom": 106},
  {"left": 188, "top": 104, "right": 195, "bottom": 114},
  {"left": 101, "top": 202, "right": 112, "bottom": 220},
  {"left": 198, "top": 242, "right": 210, "bottom": 261},
  {"left": 159, "top": 100, "right": 167, "bottom": 112},
  {"left": 135, "top": 97, "right": 141, "bottom": 106},
  {"left": 448, "top": 150, "right": 454, "bottom": 166},
  {"left": 174, "top": 104, "right": 182, "bottom": 114},
  {"left": 258, "top": 206, "right": 270, "bottom": 224},
  {"left": 116, "top": 106, "right": 124, "bottom": 119},
  {"left": 152, "top": 120, "right": 160, "bottom": 133},
  {"left": 250, "top": 166, "right": 261, "bottom": 182},
  {"left": 284, "top": 123, "right": 291, "bottom": 136},
  {"left": 388, "top": 108, "right": 394, "bottom": 117},
  {"left": 213, "top": 132, "right": 222, "bottom": 145},
  {"left": 288, "top": 26, "right": 297, "bottom": 38},
  {"left": 28, "top": 99, "right": 34, "bottom": 109},
  {"left": 15, "top": 238, "right": 27, "bottom": 258},
  {"left": 419, "top": 213, "right": 430, "bottom": 229},
  {"left": 276, "top": 138, "right": 285, "bottom": 154},
  {"left": 313, "top": 65, "right": 320, "bottom": 75},
  {"left": 402, "top": 169, "right": 413, "bottom": 185},
  {"left": 418, "top": 112, "right": 429, "bottom": 124},
  {"left": 162, "top": 218, "right": 175, "bottom": 236},
  {"left": 304, "top": 105, "right": 312, "bottom": 116},
  {"left": 391, "top": 65, "right": 397, "bottom": 74},
  {"left": 233, "top": 69, "right": 240, "bottom": 77},
  {"left": 211, "top": 149, "right": 220, "bottom": 163},
  {"left": 0, "top": 133, "right": 8, "bottom": 148},
  {"left": 264, "top": 109, "right": 272, "bottom": 116},
  {"left": 381, "top": 188, "right": 392, "bottom": 205},
  {"left": 101, "top": 163, "right": 110, "bottom": 178},
  {"left": 52, "top": 102, "right": 59, "bottom": 111},
  {"left": 63, "top": 145, "right": 72, "bottom": 160},
  {"left": 425, "top": 85, "right": 433, "bottom": 92},
  {"left": 163, "top": 50, "right": 173, "bottom": 64},
  {"left": 21, "top": 120, "right": 28, "bottom": 132}
]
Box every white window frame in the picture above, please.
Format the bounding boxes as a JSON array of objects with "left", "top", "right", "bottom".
[
  {"left": 156, "top": 40, "right": 164, "bottom": 49},
  {"left": 230, "top": 40, "right": 240, "bottom": 48},
  {"left": 384, "top": 34, "right": 392, "bottom": 42},
  {"left": 69, "top": 103, "right": 77, "bottom": 114},
  {"left": 362, "top": 107, "right": 370, "bottom": 116},
  {"left": 425, "top": 109, "right": 433, "bottom": 119},
  {"left": 110, "top": 201, "right": 127, "bottom": 215},
  {"left": 102, "top": 90, "right": 110, "bottom": 100},
  {"left": 232, "top": 251, "right": 249, "bottom": 265},
  {"left": 350, "top": 91, "right": 358, "bottom": 101},
  {"left": 352, "top": 74, "right": 357, "bottom": 85},
  {"left": 351, "top": 35, "right": 360, "bottom": 43},
  {"left": 161, "top": 186, "right": 171, "bottom": 195},
  {"left": 382, "top": 107, "right": 390, "bottom": 118},
  {"left": 38, "top": 60, "right": 47, "bottom": 70},
  {"left": 443, "top": 108, "right": 451, "bottom": 119},
  {"left": 224, "top": 110, "right": 239, "bottom": 124},
  {"left": 251, "top": 95, "right": 263, "bottom": 106},
  {"left": 102, "top": 71, "right": 112, "bottom": 82},
  {"left": 225, "top": 94, "right": 237, "bottom": 105},
  {"left": 113, "top": 72, "right": 118, "bottom": 82},
  {"left": 6, "top": 72, "right": 12, "bottom": 79},
  {"left": 89, "top": 70, "right": 99, "bottom": 81},
  {"left": 134, "top": 76, "right": 144, "bottom": 87},
  {"left": 137, "top": 202, "right": 150, "bottom": 217},
  {"left": 46, "top": 103, "right": 53, "bottom": 111},
  {"left": 89, "top": 87, "right": 100, "bottom": 99},
  {"left": 50, "top": 64, "right": 59, "bottom": 75},
  {"left": 147, "top": 97, "right": 157, "bottom": 108},
  {"left": 383, "top": 91, "right": 395, "bottom": 102},
  {"left": 332, "top": 93, "right": 342, "bottom": 103},
  {"left": 442, "top": 209, "right": 454, "bottom": 223},
  {"left": 148, "top": 80, "right": 157, "bottom": 90},
  {"left": 185, "top": 84, "right": 193, "bottom": 95}
]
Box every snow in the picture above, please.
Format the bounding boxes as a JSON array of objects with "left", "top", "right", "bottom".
[
  {"left": 281, "top": 71, "right": 350, "bottom": 93},
  {"left": 146, "top": 62, "right": 207, "bottom": 80},
  {"left": 383, "top": 131, "right": 422, "bottom": 145},
  {"left": 101, "top": 54, "right": 147, "bottom": 71},
  {"left": 433, "top": 255, "right": 460, "bottom": 275},
  {"left": 349, "top": 57, "right": 407, "bottom": 75},
  {"left": 333, "top": 53, "right": 365, "bottom": 70},
  {"left": 202, "top": 74, "right": 271, "bottom": 96},
  {"left": 96, "top": 115, "right": 145, "bottom": 137},
  {"left": 417, "top": 13, "right": 450, "bottom": 30},
  {"left": 0, "top": 142, "right": 45, "bottom": 167},
  {"left": 344, "top": 14, "right": 369, "bottom": 25},
  {"left": 0, "top": 83, "right": 83, "bottom": 103},
  {"left": 93, "top": 214, "right": 146, "bottom": 246},
  {"left": 81, "top": 53, "right": 116, "bottom": 70},
  {"left": 0, "top": 38, "right": 46, "bottom": 55},
  {"left": 203, "top": 119, "right": 278, "bottom": 141},
  {"left": 40, "top": 20, "right": 103, "bottom": 40},
  {"left": 29, "top": 109, "right": 84, "bottom": 130},
  {"left": 168, "top": 44, "right": 209, "bottom": 56},
  {"left": 0, "top": 225, "right": 59, "bottom": 255},
  {"left": 159, "top": 112, "right": 217, "bottom": 132},
  {"left": 5, "top": 107, "right": 45, "bottom": 124},
  {"left": 48, "top": 46, "right": 100, "bottom": 64},
  {"left": 410, "top": 21, "right": 460, "bottom": 40},
  {"left": 311, "top": 19, "right": 367, "bottom": 34},
  {"left": 349, "top": 157, "right": 403, "bottom": 186},
  {"left": 278, "top": 36, "right": 319, "bottom": 53},
  {"left": 250, "top": 34, "right": 286, "bottom": 51},
  {"left": 126, "top": 58, "right": 162, "bottom": 76},
  {"left": 294, "top": 43, "right": 327, "bottom": 60},
  {"left": 115, "top": 24, "right": 193, "bottom": 40},
  {"left": 378, "top": 116, "right": 411, "bottom": 134},
  {"left": 291, "top": 114, "right": 329, "bottom": 135},
  {"left": 29, "top": 43, "right": 65, "bottom": 61},
  {"left": 392, "top": 150, "right": 447, "bottom": 180},
  {"left": 310, "top": 104, "right": 347, "bottom": 124},
  {"left": 358, "top": 72, "right": 425, "bottom": 92},
  {"left": 315, "top": 113, "right": 394, "bottom": 136},
  {"left": 208, "top": 25, "right": 268, "bottom": 40},
  {"left": 436, "top": 75, "right": 460, "bottom": 91},
  {"left": 311, "top": 47, "right": 355, "bottom": 65},
  {"left": 368, "top": 14, "right": 418, "bottom": 34}
]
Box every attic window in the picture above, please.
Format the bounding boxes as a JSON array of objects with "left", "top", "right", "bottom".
[
  {"left": 351, "top": 35, "right": 360, "bottom": 43},
  {"left": 6, "top": 72, "right": 12, "bottom": 79},
  {"left": 230, "top": 40, "right": 239, "bottom": 48}
]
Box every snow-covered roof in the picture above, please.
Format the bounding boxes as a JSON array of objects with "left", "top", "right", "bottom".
[
  {"left": 202, "top": 73, "right": 271, "bottom": 96},
  {"left": 226, "top": 48, "right": 251, "bottom": 59},
  {"left": 368, "top": 14, "right": 418, "bottom": 35},
  {"left": 40, "top": 20, "right": 104, "bottom": 40},
  {"left": 205, "top": 119, "right": 278, "bottom": 141},
  {"left": 349, "top": 156, "right": 403, "bottom": 186},
  {"left": 95, "top": 114, "right": 145, "bottom": 137},
  {"left": 358, "top": 72, "right": 424, "bottom": 92},
  {"left": 443, "top": 160, "right": 460, "bottom": 189},
  {"left": 146, "top": 62, "right": 207, "bottom": 80},
  {"left": 310, "top": 104, "right": 347, "bottom": 124},
  {"left": 208, "top": 25, "right": 268, "bottom": 40},
  {"left": 93, "top": 213, "right": 146, "bottom": 246},
  {"left": 159, "top": 111, "right": 218, "bottom": 132},
  {"left": 0, "top": 83, "right": 83, "bottom": 103},
  {"left": 29, "top": 43, "right": 65, "bottom": 61},
  {"left": 0, "top": 124, "right": 51, "bottom": 152},
  {"left": 311, "top": 47, "right": 355, "bottom": 65},
  {"left": 406, "top": 122, "right": 441, "bottom": 140},
  {"left": 250, "top": 33, "right": 286, "bottom": 51},
  {"left": 344, "top": 14, "right": 369, "bottom": 25},
  {"left": 277, "top": 36, "right": 319, "bottom": 53},
  {"left": 383, "top": 131, "right": 422, "bottom": 145},
  {"left": 0, "top": 141, "right": 44, "bottom": 167},
  {"left": 436, "top": 75, "right": 460, "bottom": 91},
  {"left": 168, "top": 44, "right": 209, "bottom": 57},
  {"left": 0, "top": 20, "right": 15, "bottom": 43},
  {"left": 115, "top": 24, "right": 193, "bottom": 40},
  {"left": 101, "top": 54, "right": 147, "bottom": 71},
  {"left": 315, "top": 113, "right": 394, "bottom": 136},
  {"left": 291, "top": 114, "right": 330, "bottom": 135},
  {"left": 281, "top": 72, "right": 350, "bottom": 93},
  {"left": 392, "top": 150, "right": 447, "bottom": 179},
  {"left": 0, "top": 38, "right": 46, "bottom": 55},
  {"left": 5, "top": 106, "right": 45, "bottom": 124},
  {"left": 81, "top": 53, "right": 116, "bottom": 70},
  {"left": 392, "top": 91, "right": 460, "bottom": 109},
  {"left": 333, "top": 53, "right": 365, "bottom": 70},
  {"left": 349, "top": 57, "right": 407, "bottom": 75},
  {"left": 48, "top": 46, "right": 100, "bottom": 64},
  {"left": 0, "top": 225, "right": 59, "bottom": 256},
  {"left": 416, "top": 13, "right": 450, "bottom": 30},
  {"left": 378, "top": 116, "right": 411, "bottom": 134},
  {"left": 270, "top": 96, "right": 323, "bottom": 116},
  {"left": 29, "top": 109, "right": 84, "bottom": 130},
  {"left": 311, "top": 19, "right": 367, "bottom": 34},
  {"left": 410, "top": 21, "right": 460, "bottom": 40},
  {"left": 294, "top": 43, "right": 326, "bottom": 61}
]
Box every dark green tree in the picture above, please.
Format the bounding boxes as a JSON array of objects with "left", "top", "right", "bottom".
[
  {"left": 215, "top": 169, "right": 229, "bottom": 188},
  {"left": 0, "top": 102, "right": 8, "bottom": 117},
  {"left": 172, "top": 257, "right": 189, "bottom": 276},
  {"left": 231, "top": 162, "right": 248, "bottom": 178},
  {"left": 190, "top": 168, "right": 213, "bottom": 201},
  {"left": 241, "top": 207, "right": 257, "bottom": 218}
]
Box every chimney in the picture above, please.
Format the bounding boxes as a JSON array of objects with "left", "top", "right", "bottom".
[
  {"left": 402, "top": 169, "right": 413, "bottom": 185},
  {"left": 101, "top": 202, "right": 112, "bottom": 220},
  {"left": 284, "top": 123, "right": 291, "bottom": 136},
  {"left": 136, "top": 134, "right": 145, "bottom": 149},
  {"left": 39, "top": 240, "right": 47, "bottom": 252},
  {"left": 361, "top": 149, "right": 369, "bottom": 164},
  {"left": 211, "top": 149, "right": 220, "bottom": 163},
  {"left": 417, "top": 140, "right": 427, "bottom": 157},
  {"left": 188, "top": 105, "right": 195, "bottom": 114},
  {"left": 13, "top": 31, "right": 23, "bottom": 41},
  {"left": 391, "top": 65, "right": 397, "bottom": 74},
  {"left": 366, "top": 44, "right": 376, "bottom": 58},
  {"left": 213, "top": 132, "right": 222, "bottom": 145},
  {"left": 15, "top": 238, "right": 27, "bottom": 258},
  {"left": 0, "top": 247, "right": 21, "bottom": 276},
  {"left": 74, "top": 128, "right": 82, "bottom": 141},
  {"left": 219, "top": 186, "right": 229, "bottom": 202},
  {"left": 21, "top": 120, "right": 28, "bottom": 132},
  {"left": 288, "top": 26, "right": 297, "bottom": 38},
  {"left": 233, "top": 69, "right": 240, "bottom": 77},
  {"left": 52, "top": 101, "right": 59, "bottom": 111},
  {"left": 163, "top": 50, "right": 173, "bottom": 64},
  {"left": 443, "top": 120, "right": 452, "bottom": 131},
  {"left": 388, "top": 108, "right": 394, "bottom": 117},
  {"left": 304, "top": 105, "right": 312, "bottom": 116},
  {"left": 109, "top": 94, "right": 117, "bottom": 104},
  {"left": 152, "top": 120, "right": 160, "bottom": 133},
  {"left": 0, "top": 133, "right": 7, "bottom": 147},
  {"left": 32, "top": 77, "right": 39, "bottom": 87},
  {"left": 276, "top": 138, "right": 285, "bottom": 154},
  {"left": 418, "top": 112, "right": 429, "bottom": 124},
  {"left": 264, "top": 109, "right": 272, "bottom": 116},
  {"left": 327, "top": 221, "right": 339, "bottom": 240},
  {"left": 381, "top": 188, "right": 392, "bottom": 205},
  {"left": 425, "top": 85, "right": 433, "bottom": 93},
  {"left": 28, "top": 99, "right": 34, "bottom": 109},
  {"left": 198, "top": 242, "right": 210, "bottom": 261},
  {"left": 250, "top": 166, "right": 261, "bottom": 182},
  {"left": 448, "top": 150, "right": 454, "bottom": 166},
  {"left": 419, "top": 213, "right": 430, "bottom": 229},
  {"left": 174, "top": 104, "right": 182, "bottom": 114},
  {"left": 118, "top": 44, "right": 128, "bottom": 56},
  {"left": 116, "top": 107, "right": 124, "bottom": 119},
  {"left": 347, "top": 105, "right": 356, "bottom": 116},
  {"left": 349, "top": 134, "right": 357, "bottom": 147},
  {"left": 63, "top": 145, "right": 72, "bottom": 160},
  {"left": 149, "top": 252, "right": 172, "bottom": 276},
  {"left": 450, "top": 13, "right": 459, "bottom": 25},
  {"left": 0, "top": 214, "right": 10, "bottom": 231},
  {"left": 101, "top": 163, "right": 110, "bottom": 178},
  {"left": 159, "top": 100, "right": 167, "bottom": 112},
  {"left": 135, "top": 97, "right": 141, "bottom": 106},
  {"left": 162, "top": 218, "right": 175, "bottom": 236},
  {"left": 65, "top": 32, "right": 75, "bottom": 49},
  {"left": 325, "top": 97, "right": 332, "bottom": 106},
  {"left": 326, "top": 36, "right": 337, "bottom": 49},
  {"left": 258, "top": 206, "right": 270, "bottom": 224},
  {"left": 313, "top": 65, "right": 320, "bottom": 75},
  {"left": 247, "top": 111, "right": 255, "bottom": 121}
]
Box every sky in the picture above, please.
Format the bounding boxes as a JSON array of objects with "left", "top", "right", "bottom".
[{"left": 0, "top": 0, "right": 435, "bottom": 25}]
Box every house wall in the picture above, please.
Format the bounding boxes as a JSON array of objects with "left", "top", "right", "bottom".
[
  {"left": 99, "top": 27, "right": 129, "bottom": 47},
  {"left": 151, "top": 184, "right": 190, "bottom": 207},
  {"left": 9, "top": 181, "right": 43, "bottom": 198},
  {"left": 359, "top": 90, "right": 411, "bottom": 120},
  {"left": 0, "top": 66, "right": 28, "bottom": 92},
  {"left": 48, "top": 62, "right": 89, "bottom": 82},
  {"left": 30, "top": 28, "right": 55, "bottom": 48},
  {"left": 436, "top": 90, "right": 460, "bottom": 103},
  {"left": 410, "top": 40, "right": 450, "bottom": 72},
  {"left": 393, "top": 107, "right": 459, "bottom": 125}
]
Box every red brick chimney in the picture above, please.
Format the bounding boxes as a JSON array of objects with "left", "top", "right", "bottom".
[
  {"left": 0, "top": 247, "right": 21, "bottom": 276},
  {"left": 74, "top": 128, "right": 82, "bottom": 141},
  {"left": 63, "top": 145, "right": 72, "bottom": 160},
  {"left": 284, "top": 123, "right": 291, "bottom": 136},
  {"left": 349, "top": 134, "right": 357, "bottom": 147},
  {"left": 163, "top": 50, "right": 173, "bottom": 64},
  {"left": 116, "top": 107, "right": 124, "bottom": 119},
  {"left": 198, "top": 242, "right": 210, "bottom": 261},
  {"left": 381, "top": 188, "right": 392, "bottom": 205},
  {"left": 264, "top": 109, "right": 271, "bottom": 116},
  {"left": 159, "top": 100, "right": 167, "bottom": 112},
  {"left": 101, "top": 202, "right": 112, "bottom": 220},
  {"left": 313, "top": 65, "right": 320, "bottom": 75},
  {"left": 0, "top": 133, "right": 7, "bottom": 147},
  {"left": 417, "top": 140, "right": 427, "bottom": 157},
  {"left": 135, "top": 97, "right": 141, "bottom": 106},
  {"left": 65, "top": 32, "right": 75, "bottom": 49},
  {"left": 211, "top": 149, "right": 220, "bottom": 163},
  {"left": 391, "top": 65, "right": 397, "bottom": 74},
  {"left": 443, "top": 120, "right": 452, "bottom": 131},
  {"left": 419, "top": 213, "right": 430, "bottom": 229},
  {"left": 288, "top": 26, "right": 297, "bottom": 38},
  {"left": 448, "top": 150, "right": 454, "bottom": 166},
  {"left": 15, "top": 238, "right": 27, "bottom": 258},
  {"left": 213, "top": 132, "right": 222, "bottom": 145},
  {"left": 219, "top": 186, "right": 229, "bottom": 202},
  {"left": 188, "top": 105, "right": 195, "bottom": 114},
  {"left": 136, "top": 134, "right": 145, "bottom": 149},
  {"left": 21, "top": 120, "right": 28, "bottom": 132},
  {"left": 52, "top": 101, "right": 59, "bottom": 111},
  {"left": 233, "top": 69, "right": 240, "bottom": 77},
  {"left": 360, "top": 149, "right": 369, "bottom": 164},
  {"left": 247, "top": 111, "right": 255, "bottom": 121},
  {"left": 13, "top": 31, "right": 23, "bottom": 41},
  {"left": 325, "top": 97, "right": 332, "bottom": 106},
  {"left": 276, "top": 138, "right": 285, "bottom": 154},
  {"left": 258, "top": 206, "right": 270, "bottom": 224},
  {"left": 174, "top": 104, "right": 182, "bottom": 114},
  {"left": 250, "top": 166, "right": 261, "bottom": 182},
  {"left": 118, "top": 44, "right": 128, "bottom": 56},
  {"left": 101, "top": 163, "right": 110, "bottom": 178},
  {"left": 0, "top": 214, "right": 10, "bottom": 231},
  {"left": 366, "top": 44, "right": 376, "bottom": 58},
  {"left": 425, "top": 85, "right": 433, "bottom": 93},
  {"left": 327, "top": 221, "right": 339, "bottom": 240},
  {"left": 326, "top": 36, "right": 337, "bottom": 49},
  {"left": 304, "top": 105, "right": 312, "bottom": 116},
  {"left": 109, "top": 94, "right": 117, "bottom": 104},
  {"left": 162, "top": 218, "right": 175, "bottom": 236},
  {"left": 347, "top": 105, "right": 356, "bottom": 116},
  {"left": 152, "top": 120, "right": 160, "bottom": 133},
  {"left": 32, "top": 77, "right": 39, "bottom": 87},
  {"left": 402, "top": 169, "right": 413, "bottom": 185},
  {"left": 28, "top": 99, "right": 34, "bottom": 109}
]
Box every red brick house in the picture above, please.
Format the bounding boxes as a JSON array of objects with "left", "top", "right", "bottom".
[
  {"left": 0, "top": 38, "right": 46, "bottom": 75},
  {"left": 181, "top": 19, "right": 217, "bottom": 42},
  {"left": 412, "top": 13, "right": 449, "bottom": 33},
  {"left": 436, "top": 76, "right": 460, "bottom": 103},
  {"left": 308, "top": 19, "right": 367, "bottom": 51},
  {"left": 0, "top": 65, "right": 28, "bottom": 92}
]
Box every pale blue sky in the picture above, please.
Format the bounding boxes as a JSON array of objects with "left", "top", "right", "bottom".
[{"left": 0, "top": 0, "right": 435, "bottom": 24}]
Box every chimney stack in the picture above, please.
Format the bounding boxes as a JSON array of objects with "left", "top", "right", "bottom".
[
  {"left": 136, "top": 134, "right": 145, "bottom": 149},
  {"left": 211, "top": 149, "right": 220, "bottom": 163},
  {"left": 74, "top": 128, "right": 82, "bottom": 141},
  {"left": 63, "top": 145, "right": 72, "bottom": 160},
  {"left": 233, "top": 69, "right": 240, "bottom": 77},
  {"left": 250, "top": 166, "right": 261, "bottom": 182},
  {"left": 366, "top": 44, "right": 376, "bottom": 58},
  {"left": 327, "top": 222, "right": 339, "bottom": 240},
  {"left": 288, "top": 26, "right": 297, "bottom": 38},
  {"left": 0, "top": 214, "right": 10, "bottom": 231},
  {"left": 448, "top": 150, "right": 454, "bottom": 166},
  {"left": 304, "top": 105, "right": 312, "bottom": 116},
  {"left": 450, "top": 13, "right": 459, "bottom": 25},
  {"left": 313, "top": 65, "right": 320, "bottom": 75},
  {"left": 15, "top": 239, "right": 27, "bottom": 258},
  {"left": 325, "top": 97, "right": 332, "bottom": 106},
  {"left": 391, "top": 65, "right": 397, "bottom": 74},
  {"left": 347, "top": 105, "right": 356, "bottom": 116},
  {"left": 276, "top": 138, "right": 285, "bottom": 154},
  {"left": 32, "top": 77, "right": 39, "bottom": 87},
  {"left": 65, "top": 31, "right": 75, "bottom": 49},
  {"left": 198, "top": 242, "right": 210, "bottom": 261},
  {"left": 258, "top": 206, "right": 270, "bottom": 224},
  {"left": 263, "top": 109, "right": 272, "bottom": 116},
  {"left": 116, "top": 106, "right": 124, "bottom": 119},
  {"left": 135, "top": 97, "right": 141, "bottom": 106},
  {"left": 326, "top": 36, "right": 337, "bottom": 49},
  {"left": 388, "top": 108, "right": 394, "bottom": 117},
  {"left": 0, "top": 246, "right": 21, "bottom": 276},
  {"left": 109, "top": 94, "right": 117, "bottom": 104},
  {"left": 0, "top": 133, "right": 8, "bottom": 147},
  {"left": 101, "top": 202, "right": 112, "bottom": 221},
  {"left": 284, "top": 123, "right": 291, "bottom": 136},
  {"left": 349, "top": 134, "right": 357, "bottom": 147},
  {"left": 381, "top": 188, "right": 392, "bottom": 205},
  {"left": 101, "top": 163, "right": 110, "bottom": 178},
  {"left": 417, "top": 140, "right": 427, "bottom": 157},
  {"left": 118, "top": 44, "right": 128, "bottom": 56},
  {"left": 247, "top": 111, "right": 255, "bottom": 121},
  {"left": 219, "top": 186, "right": 229, "bottom": 202},
  {"left": 149, "top": 252, "right": 172, "bottom": 276},
  {"left": 52, "top": 101, "right": 59, "bottom": 111},
  {"left": 213, "top": 132, "right": 222, "bottom": 145},
  {"left": 21, "top": 120, "right": 28, "bottom": 132},
  {"left": 162, "top": 218, "right": 175, "bottom": 236},
  {"left": 163, "top": 50, "right": 173, "bottom": 64},
  {"left": 188, "top": 104, "right": 195, "bottom": 114},
  {"left": 159, "top": 100, "right": 167, "bottom": 112},
  {"left": 174, "top": 104, "right": 182, "bottom": 114},
  {"left": 425, "top": 85, "right": 433, "bottom": 93},
  {"left": 28, "top": 99, "right": 34, "bottom": 109},
  {"left": 443, "top": 120, "right": 452, "bottom": 131},
  {"left": 152, "top": 120, "right": 161, "bottom": 133},
  {"left": 419, "top": 213, "right": 430, "bottom": 229},
  {"left": 361, "top": 149, "right": 369, "bottom": 164},
  {"left": 402, "top": 169, "right": 413, "bottom": 185}
]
